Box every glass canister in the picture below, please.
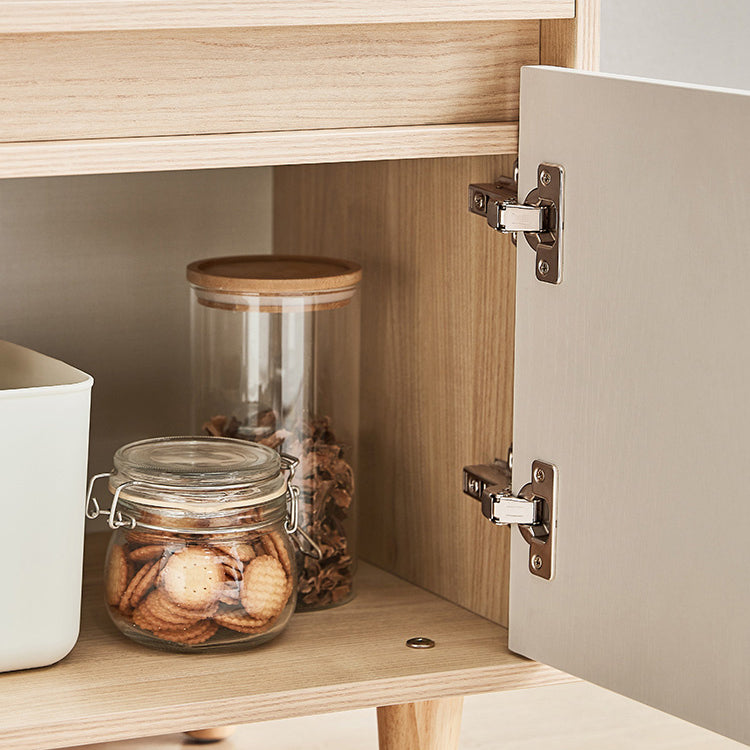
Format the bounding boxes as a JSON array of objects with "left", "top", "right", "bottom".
[
  {"left": 187, "top": 255, "right": 361, "bottom": 610},
  {"left": 88, "top": 436, "right": 298, "bottom": 652}
]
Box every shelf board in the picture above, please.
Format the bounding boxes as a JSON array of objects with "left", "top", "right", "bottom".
[
  {"left": 0, "top": 0, "right": 574, "bottom": 33},
  {"left": 0, "top": 123, "right": 519, "bottom": 179},
  {"left": 0, "top": 537, "right": 572, "bottom": 750}
]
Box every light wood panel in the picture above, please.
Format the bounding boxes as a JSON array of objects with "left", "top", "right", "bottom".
[
  {"left": 377, "top": 697, "right": 464, "bottom": 750},
  {"left": 0, "top": 124, "right": 519, "bottom": 179},
  {"left": 0, "top": 535, "right": 571, "bottom": 750},
  {"left": 0, "top": 22, "right": 537, "bottom": 143},
  {"left": 274, "top": 156, "right": 517, "bottom": 626},
  {"left": 0, "top": 1, "right": 574, "bottom": 33},
  {"left": 540, "top": 0, "right": 600, "bottom": 70}
]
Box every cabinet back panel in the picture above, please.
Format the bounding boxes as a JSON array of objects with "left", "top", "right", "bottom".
[
  {"left": 274, "top": 157, "right": 515, "bottom": 626},
  {"left": 0, "top": 168, "right": 272, "bottom": 486},
  {"left": 0, "top": 22, "right": 538, "bottom": 143}
]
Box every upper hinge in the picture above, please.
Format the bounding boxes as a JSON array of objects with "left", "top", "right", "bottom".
[{"left": 468, "top": 163, "right": 564, "bottom": 284}]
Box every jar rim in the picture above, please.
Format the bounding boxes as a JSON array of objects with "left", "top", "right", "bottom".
[{"left": 112, "top": 436, "right": 282, "bottom": 489}]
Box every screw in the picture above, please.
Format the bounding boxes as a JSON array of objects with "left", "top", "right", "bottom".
[
  {"left": 472, "top": 191, "right": 485, "bottom": 211},
  {"left": 468, "top": 478, "right": 482, "bottom": 495},
  {"left": 531, "top": 555, "right": 544, "bottom": 571},
  {"left": 537, "top": 259, "right": 550, "bottom": 277},
  {"left": 406, "top": 637, "right": 436, "bottom": 649},
  {"left": 540, "top": 170, "right": 552, "bottom": 186},
  {"left": 533, "top": 467, "right": 545, "bottom": 483}
]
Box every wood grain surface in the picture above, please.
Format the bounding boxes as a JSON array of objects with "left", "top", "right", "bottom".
[
  {"left": 0, "top": 22, "right": 537, "bottom": 142},
  {"left": 541, "top": 0, "right": 600, "bottom": 70},
  {"left": 274, "top": 156, "right": 518, "bottom": 626},
  {"left": 0, "top": 535, "right": 571, "bottom": 750},
  {"left": 377, "top": 697, "right": 464, "bottom": 750},
  {"left": 0, "top": 0, "right": 574, "bottom": 33},
  {"left": 0, "top": 124, "right": 520, "bottom": 180}
]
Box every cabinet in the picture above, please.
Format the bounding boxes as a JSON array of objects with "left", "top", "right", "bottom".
[{"left": 10, "top": 2, "right": 742, "bottom": 749}]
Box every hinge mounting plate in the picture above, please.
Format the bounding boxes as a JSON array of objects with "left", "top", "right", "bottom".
[
  {"left": 463, "top": 458, "right": 558, "bottom": 580},
  {"left": 468, "top": 163, "right": 564, "bottom": 285}
]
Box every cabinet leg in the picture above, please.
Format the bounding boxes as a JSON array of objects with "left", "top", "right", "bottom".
[
  {"left": 184, "top": 726, "right": 237, "bottom": 743},
  {"left": 377, "top": 697, "right": 464, "bottom": 750}
]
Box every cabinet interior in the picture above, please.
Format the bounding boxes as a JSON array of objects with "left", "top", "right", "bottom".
[
  {"left": 274, "top": 157, "right": 517, "bottom": 625},
  {"left": 0, "top": 5, "right": 600, "bottom": 744}
]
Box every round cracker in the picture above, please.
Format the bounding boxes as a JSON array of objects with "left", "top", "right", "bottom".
[
  {"left": 105, "top": 544, "right": 130, "bottom": 607},
  {"left": 129, "top": 545, "right": 166, "bottom": 563},
  {"left": 269, "top": 531, "right": 293, "bottom": 576},
  {"left": 215, "top": 543, "right": 255, "bottom": 563},
  {"left": 240, "top": 555, "right": 289, "bottom": 620},
  {"left": 214, "top": 608, "right": 270, "bottom": 634},
  {"left": 129, "top": 560, "right": 161, "bottom": 608},
  {"left": 156, "top": 620, "right": 219, "bottom": 645},
  {"left": 159, "top": 546, "right": 224, "bottom": 611},
  {"left": 119, "top": 559, "right": 158, "bottom": 614}
]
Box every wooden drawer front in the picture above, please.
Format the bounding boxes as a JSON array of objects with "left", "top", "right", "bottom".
[{"left": 0, "top": 21, "right": 538, "bottom": 142}]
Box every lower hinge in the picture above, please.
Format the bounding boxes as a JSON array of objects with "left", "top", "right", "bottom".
[
  {"left": 468, "top": 163, "right": 564, "bottom": 285},
  {"left": 463, "top": 458, "right": 558, "bottom": 580}
]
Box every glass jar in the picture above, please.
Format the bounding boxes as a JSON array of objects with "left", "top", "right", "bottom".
[
  {"left": 88, "top": 436, "right": 298, "bottom": 652},
  {"left": 187, "top": 255, "right": 361, "bottom": 611}
]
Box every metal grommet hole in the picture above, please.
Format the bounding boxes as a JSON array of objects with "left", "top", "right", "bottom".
[{"left": 406, "top": 636, "right": 435, "bottom": 649}]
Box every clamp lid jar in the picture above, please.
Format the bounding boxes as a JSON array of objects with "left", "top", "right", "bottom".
[{"left": 89, "top": 436, "right": 298, "bottom": 653}]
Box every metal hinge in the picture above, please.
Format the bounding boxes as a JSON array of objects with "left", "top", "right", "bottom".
[
  {"left": 463, "top": 457, "right": 558, "bottom": 580},
  {"left": 468, "top": 163, "right": 564, "bottom": 284}
]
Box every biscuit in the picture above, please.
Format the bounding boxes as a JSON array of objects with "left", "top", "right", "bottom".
[
  {"left": 129, "top": 545, "right": 166, "bottom": 563},
  {"left": 240, "top": 555, "right": 289, "bottom": 620},
  {"left": 119, "top": 558, "right": 159, "bottom": 614},
  {"left": 105, "top": 544, "right": 130, "bottom": 608},
  {"left": 133, "top": 605, "right": 218, "bottom": 645},
  {"left": 269, "top": 531, "right": 293, "bottom": 577},
  {"left": 129, "top": 560, "right": 161, "bottom": 608},
  {"left": 157, "top": 620, "right": 218, "bottom": 645},
  {"left": 215, "top": 543, "right": 255, "bottom": 562},
  {"left": 140, "top": 589, "right": 212, "bottom": 626},
  {"left": 214, "top": 608, "right": 270, "bottom": 634},
  {"left": 218, "top": 581, "right": 241, "bottom": 605},
  {"left": 159, "top": 547, "right": 224, "bottom": 611}
]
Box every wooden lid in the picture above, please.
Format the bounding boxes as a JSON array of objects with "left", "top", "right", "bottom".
[{"left": 186, "top": 255, "right": 362, "bottom": 295}]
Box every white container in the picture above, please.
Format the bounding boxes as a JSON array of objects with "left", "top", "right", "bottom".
[{"left": 0, "top": 341, "right": 93, "bottom": 672}]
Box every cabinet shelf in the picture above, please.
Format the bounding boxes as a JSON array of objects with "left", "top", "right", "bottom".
[
  {"left": 0, "top": 123, "right": 519, "bottom": 179},
  {"left": 0, "top": 538, "right": 571, "bottom": 750},
  {"left": 0, "top": 0, "right": 574, "bottom": 33}
]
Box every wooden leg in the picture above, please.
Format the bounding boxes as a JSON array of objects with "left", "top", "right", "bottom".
[
  {"left": 184, "top": 726, "right": 237, "bottom": 743},
  {"left": 377, "top": 697, "right": 464, "bottom": 750}
]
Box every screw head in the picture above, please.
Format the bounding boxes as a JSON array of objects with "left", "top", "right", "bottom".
[
  {"left": 537, "top": 259, "right": 550, "bottom": 277},
  {"left": 533, "top": 467, "right": 545, "bottom": 483},
  {"left": 531, "top": 555, "right": 544, "bottom": 571},
  {"left": 406, "top": 637, "right": 435, "bottom": 649},
  {"left": 472, "top": 191, "right": 485, "bottom": 211},
  {"left": 468, "top": 478, "right": 481, "bottom": 495},
  {"left": 540, "top": 170, "right": 552, "bottom": 187}
]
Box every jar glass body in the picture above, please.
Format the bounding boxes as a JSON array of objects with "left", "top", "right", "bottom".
[
  {"left": 101, "top": 437, "right": 297, "bottom": 653},
  {"left": 190, "top": 277, "right": 360, "bottom": 611}
]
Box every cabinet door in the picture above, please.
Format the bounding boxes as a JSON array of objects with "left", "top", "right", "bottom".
[{"left": 511, "top": 66, "right": 750, "bottom": 745}]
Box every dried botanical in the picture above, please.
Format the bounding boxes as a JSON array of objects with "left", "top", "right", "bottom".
[{"left": 203, "top": 412, "right": 354, "bottom": 610}]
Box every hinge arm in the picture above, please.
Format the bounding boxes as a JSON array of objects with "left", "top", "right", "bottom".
[
  {"left": 469, "top": 176, "right": 545, "bottom": 234},
  {"left": 463, "top": 459, "right": 558, "bottom": 580},
  {"left": 468, "top": 163, "right": 564, "bottom": 285}
]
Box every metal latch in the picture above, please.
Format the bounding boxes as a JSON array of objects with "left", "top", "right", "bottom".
[
  {"left": 468, "top": 163, "right": 564, "bottom": 285},
  {"left": 463, "top": 458, "right": 558, "bottom": 580}
]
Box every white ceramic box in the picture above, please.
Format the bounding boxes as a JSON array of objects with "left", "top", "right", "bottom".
[{"left": 0, "top": 341, "right": 93, "bottom": 672}]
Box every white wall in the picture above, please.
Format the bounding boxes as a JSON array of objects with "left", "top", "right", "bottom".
[
  {"left": 601, "top": 0, "right": 750, "bottom": 90},
  {"left": 0, "top": 168, "right": 272, "bottom": 475}
]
